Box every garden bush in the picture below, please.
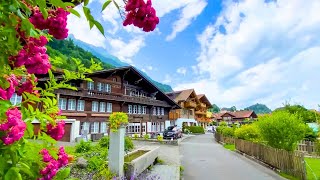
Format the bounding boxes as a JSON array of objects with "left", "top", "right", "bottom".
[
  {"left": 75, "top": 140, "right": 92, "bottom": 153},
  {"left": 257, "top": 111, "right": 306, "bottom": 151},
  {"left": 304, "top": 125, "right": 318, "bottom": 141},
  {"left": 185, "top": 126, "right": 205, "bottom": 134},
  {"left": 99, "top": 136, "right": 110, "bottom": 148},
  {"left": 220, "top": 127, "right": 235, "bottom": 137},
  {"left": 144, "top": 134, "right": 150, "bottom": 140},
  {"left": 98, "top": 136, "right": 134, "bottom": 152},
  {"left": 234, "top": 124, "right": 261, "bottom": 142},
  {"left": 157, "top": 135, "right": 163, "bottom": 142}
]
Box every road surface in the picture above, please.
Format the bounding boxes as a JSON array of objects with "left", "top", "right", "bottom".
[{"left": 180, "top": 134, "right": 285, "bottom": 180}]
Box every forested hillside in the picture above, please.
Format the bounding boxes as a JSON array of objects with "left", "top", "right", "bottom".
[{"left": 244, "top": 103, "right": 272, "bottom": 114}]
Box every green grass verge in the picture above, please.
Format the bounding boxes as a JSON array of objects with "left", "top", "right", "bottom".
[
  {"left": 223, "top": 144, "right": 235, "bottom": 151},
  {"left": 278, "top": 172, "right": 300, "bottom": 180},
  {"left": 305, "top": 157, "right": 320, "bottom": 180}
]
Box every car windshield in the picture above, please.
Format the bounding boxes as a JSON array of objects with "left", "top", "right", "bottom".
[{"left": 167, "top": 126, "right": 175, "bottom": 130}]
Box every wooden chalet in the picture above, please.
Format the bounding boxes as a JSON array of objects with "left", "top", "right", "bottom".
[
  {"left": 36, "top": 66, "right": 179, "bottom": 142},
  {"left": 167, "top": 89, "right": 212, "bottom": 128},
  {"left": 213, "top": 110, "right": 258, "bottom": 124}
]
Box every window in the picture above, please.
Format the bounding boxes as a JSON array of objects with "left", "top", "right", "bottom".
[
  {"left": 87, "top": 81, "right": 94, "bottom": 90},
  {"left": 77, "top": 100, "right": 85, "bottom": 111},
  {"left": 189, "top": 110, "right": 193, "bottom": 115},
  {"left": 100, "top": 122, "right": 107, "bottom": 133},
  {"left": 105, "top": 84, "right": 111, "bottom": 93},
  {"left": 138, "top": 105, "right": 142, "bottom": 114},
  {"left": 99, "top": 102, "right": 106, "bottom": 112},
  {"left": 161, "top": 108, "right": 164, "bottom": 115},
  {"left": 58, "top": 98, "right": 67, "bottom": 110},
  {"left": 128, "top": 105, "right": 132, "bottom": 114},
  {"left": 91, "top": 122, "right": 99, "bottom": 133},
  {"left": 92, "top": 101, "right": 99, "bottom": 112},
  {"left": 97, "top": 82, "right": 104, "bottom": 91},
  {"left": 68, "top": 99, "right": 76, "bottom": 110},
  {"left": 113, "top": 78, "right": 117, "bottom": 82},
  {"left": 10, "top": 93, "right": 22, "bottom": 105},
  {"left": 157, "top": 107, "right": 161, "bottom": 115},
  {"left": 107, "top": 102, "right": 112, "bottom": 113},
  {"left": 153, "top": 107, "right": 156, "bottom": 115},
  {"left": 142, "top": 106, "right": 147, "bottom": 114},
  {"left": 133, "top": 105, "right": 137, "bottom": 114},
  {"left": 81, "top": 122, "right": 90, "bottom": 134}
]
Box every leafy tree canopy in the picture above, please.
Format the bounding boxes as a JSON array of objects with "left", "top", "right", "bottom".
[
  {"left": 208, "top": 104, "right": 220, "bottom": 113},
  {"left": 274, "top": 104, "right": 320, "bottom": 123}
]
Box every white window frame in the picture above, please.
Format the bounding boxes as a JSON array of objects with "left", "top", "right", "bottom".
[
  {"left": 10, "top": 93, "right": 22, "bottom": 105},
  {"left": 100, "top": 122, "right": 107, "bottom": 133},
  {"left": 87, "top": 81, "right": 94, "bottom": 90},
  {"left": 82, "top": 122, "right": 90, "bottom": 133},
  {"left": 92, "top": 101, "right": 99, "bottom": 112},
  {"left": 67, "top": 99, "right": 76, "bottom": 110},
  {"left": 138, "top": 105, "right": 142, "bottom": 114},
  {"left": 157, "top": 107, "right": 161, "bottom": 116},
  {"left": 106, "top": 102, "right": 112, "bottom": 113},
  {"left": 142, "top": 106, "right": 147, "bottom": 114},
  {"left": 161, "top": 108, "right": 164, "bottom": 116},
  {"left": 97, "top": 82, "right": 104, "bottom": 91},
  {"left": 77, "top": 100, "right": 85, "bottom": 111},
  {"left": 128, "top": 105, "right": 132, "bottom": 114},
  {"left": 99, "top": 102, "right": 106, "bottom": 112},
  {"left": 153, "top": 107, "right": 156, "bottom": 115},
  {"left": 58, "top": 98, "right": 67, "bottom": 110},
  {"left": 133, "top": 105, "right": 137, "bottom": 114},
  {"left": 91, "top": 122, "right": 99, "bottom": 133},
  {"left": 105, "top": 84, "right": 111, "bottom": 93}
]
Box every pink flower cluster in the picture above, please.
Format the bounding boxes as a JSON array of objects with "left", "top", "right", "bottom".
[
  {"left": 46, "top": 121, "right": 65, "bottom": 141},
  {"left": 0, "top": 108, "right": 26, "bottom": 145},
  {"left": 39, "top": 147, "right": 69, "bottom": 180},
  {"left": 17, "top": 76, "right": 38, "bottom": 96},
  {"left": 123, "top": 0, "right": 159, "bottom": 32},
  {"left": 30, "top": 7, "right": 70, "bottom": 40},
  {"left": 0, "top": 75, "right": 19, "bottom": 100},
  {"left": 13, "top": 36, "right": 51, "bottom": 74}
]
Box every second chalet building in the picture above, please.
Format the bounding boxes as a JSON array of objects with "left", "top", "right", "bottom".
[{"left": 38, "top": 66, "right": 180, "bottom": 142}]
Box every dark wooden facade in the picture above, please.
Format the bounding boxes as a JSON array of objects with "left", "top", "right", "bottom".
[{"left": 47, "top": 66, "right": 179, "bottom": 140}]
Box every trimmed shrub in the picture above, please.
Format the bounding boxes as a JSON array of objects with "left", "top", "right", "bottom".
[
  {"left": 234, "top": 124, "right": 261, "bottom": 142},
  {"left": 257, "top": 110, "right": 306, "bottom": 151},
  {"left": 221, "top": 127, "right": 234, "bottom": 137},
  {"left": 75, "top": 140, "right": 92, "bottom": 153},
  {"left": 157, "top": 135, "right": 163, "bottom": 142},
  {"left": 133, "top": 134, "right": 139, "bottom": 139},
  {"left": 144, "top": 134, "right": 150, "bottom": 140},
  {"left": 185, "top": 126, "right": 205, "bottom": 134}
]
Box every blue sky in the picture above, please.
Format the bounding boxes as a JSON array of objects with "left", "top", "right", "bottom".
[{"left": 67, "top": 0, "right": 320, "bottom": 110}]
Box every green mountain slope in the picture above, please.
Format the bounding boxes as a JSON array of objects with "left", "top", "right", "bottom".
[{"left": 244, "top": 103, "right": 272, "bottom": 114}]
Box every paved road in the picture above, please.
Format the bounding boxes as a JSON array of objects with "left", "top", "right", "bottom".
[{"left": 180, "top": 134, "right": 285, "bottom": 180}]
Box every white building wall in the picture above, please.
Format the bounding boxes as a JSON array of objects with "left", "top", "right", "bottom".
[{"left": 174, "top": 118, "right": 198, "bottom": 129}]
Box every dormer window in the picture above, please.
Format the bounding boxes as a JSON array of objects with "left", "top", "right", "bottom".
[
  {"left": 87, "top": 81, "right": 94, "bottom": 90},
  {"left": 113, "top": 78, "right": 117, "bottom": 82}
]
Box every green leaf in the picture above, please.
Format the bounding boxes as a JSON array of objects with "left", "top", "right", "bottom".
[
  {"left": 25, "top": 121, "right": 34, "bottom": 138},
  {"left": 18, "top": 163, "right": 34, "bottom": 178},
  {"left": 94, "top": 20, "right": 104, "bottom": 35},
  {"left": 84, "top": 0, "right": 89, "bottom": 6},
  {"left": 36, "top": 0, "right": 48, "bottom": 19},
  {"left": 53, "top": 168, "right": 71, "bottom": 180},
  {"left": 4, "top": 167, "right": 22, "bottom": 180},
  {"left": 68, "top": 8, "right": 81, "bottom": 18},
  {"left": 41, "top": 132, "right": 57, "bottom": 145},
  {"left": 113, "top": 0, "right": 120, "bottom": 9},
  {"left": 101, "top": 0, "right": 112, "bottom": 12},
  {"left": 50, "top": 0, "right": 66, "bottom": 8}
]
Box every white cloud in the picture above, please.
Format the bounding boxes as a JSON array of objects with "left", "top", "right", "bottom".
[
  {"left": 146, "top": 66, "right": 153, "bottom": 71},
  {"left": 107, "top": 36, "right": 145, "bottom": 64},
  {"left": 162, "top": 74, "right": 172, "bottom": 84},
  {"left": 176, "top": 67, "right": 187, "bottom": 75},
  {"left": 176, "top": 0, "right": 320, "bottom": 109},
  {"left": 166, "top": 0, "right": 207, "bottom": 41},
  {"left": 67, "top": 7, "right": 106, "bottom": 48}
]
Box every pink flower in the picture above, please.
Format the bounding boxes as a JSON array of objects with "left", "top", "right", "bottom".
[
  {"left": 0, "top": 108, "right": 26, "bottom": 145},
  {"left": 57, "top": 147, "right": 69, "bottom": 168},
  {"left": 46, "top": 121, "right": 65, "bottom": 141},
  {"left": 0, "top": 75, "right": 19, "bottom": 100}
]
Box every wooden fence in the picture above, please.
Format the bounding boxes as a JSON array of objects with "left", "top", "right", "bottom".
[
  {"left": 297, "top": 140, "right": 316, "bottom": 154},
  {"left": 214, "top": 133, "right": 235, "bottom": 144},
  {"left": 235, "top": 139, "right": 306, "bottom": 180}
]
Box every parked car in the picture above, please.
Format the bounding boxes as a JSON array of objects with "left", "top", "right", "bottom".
[{"left": 162, "top": 126, "right": 182, "bottom": 139}]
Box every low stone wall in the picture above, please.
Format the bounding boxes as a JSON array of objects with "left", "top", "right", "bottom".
[
  {"left": 133, "top": 139, "right": 179, "bottom": 146},
  {"left": 125, "top": 146, "right": 159, "bottom": 179}
]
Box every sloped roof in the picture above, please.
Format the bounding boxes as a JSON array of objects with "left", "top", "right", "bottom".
[
  {"left": 213, "top": 110, "right": 257, "bottom": 120},
  {"left": 166, "top": 89, "right": 198, "bottom": 103},
  {"left": 197, "top": 94, "right": 212, "bottom": 108}
]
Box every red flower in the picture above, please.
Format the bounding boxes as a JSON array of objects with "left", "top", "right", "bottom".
[{"left": 46, "top": 121, "right": 65, "bottom": 141}]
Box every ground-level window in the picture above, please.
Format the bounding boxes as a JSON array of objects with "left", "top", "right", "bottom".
[
  {"left": 100, "top": 122, "right": 108, "bottom": 133},
  {"left": 126, "top": 123, "right": 145, "bottom": 133},
  {"left": 81, "top": 122, "right": 90, "bottom": 135},
  {"left": 142, "top": 106, "right": 147, "bottom": 114},
  {"left": 91, "top": 122, "right": 99, "bottom": 133}
]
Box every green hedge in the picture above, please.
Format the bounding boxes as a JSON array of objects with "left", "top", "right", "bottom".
[{"left": 185, "top": 126, "right": 205, "bottom": 134}]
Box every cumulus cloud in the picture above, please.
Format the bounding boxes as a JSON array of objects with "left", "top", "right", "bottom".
[
  {"left": 166, "top": 0, "right": 207, "bottom": 41},
  {"left": 176, "top": 0, "right": 320, "bottom": 109},
  {"left": 163, "top": 74, "right": 172, "bottom": 84},
  {"left": 176, "top": 67, "right": 187, "bottom": 75}
]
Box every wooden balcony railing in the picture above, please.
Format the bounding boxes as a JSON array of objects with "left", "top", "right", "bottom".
[
  {"left": 184, "top": 101, "right": 197, "bottom": 108},
  {"left": 55, "top": 89, "right": 171, "bottom": 107},
  {"left": 199, "top": 103, "right": 206, "bottom": 108},
  {"left": 169, "top": 111, "right": 180, "bottom": 120},
  {"left": 195, "top": 110, "right": 206, "bottom": 115}
]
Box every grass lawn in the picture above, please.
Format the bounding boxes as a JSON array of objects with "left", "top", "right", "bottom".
[
  {"left": 305, "top": 157, "right": 320, "bottom": 180},
  {"left": 278, "top": 172, "right": 299, "bottom": 180},
  {"left": 223, "top": 144, "right": 235, "bottom": 151}
]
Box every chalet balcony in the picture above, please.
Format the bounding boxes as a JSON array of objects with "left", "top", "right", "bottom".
[
  {"left": 195, "top": 110, "right": 206, "bottom": 115},
  {"left": 55, "top": 89, "right": 171, "bottom": 107},
  {"left": 199, "top": 103, "right": 206, "bottom": 108},
  {"left": 169, "top": 111, "right": 180, "bottom": 120},
  {"left": 184, "top": 101, "right": 197, "bottom": 108},
  {"left": 196, "top": 117, "right": 211, "bottom": 123}
]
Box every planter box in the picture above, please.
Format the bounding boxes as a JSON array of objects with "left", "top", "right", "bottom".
[{"left": 125, "top": 146, "right": 159, "bottom": 179}]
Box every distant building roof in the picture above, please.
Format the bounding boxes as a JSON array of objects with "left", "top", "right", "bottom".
[
  {"left": 166, "top": 89, "right": 198, "bottom": 103},
  {"left": 213, "top": 110, "right": 257, "bottom": 120}
]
